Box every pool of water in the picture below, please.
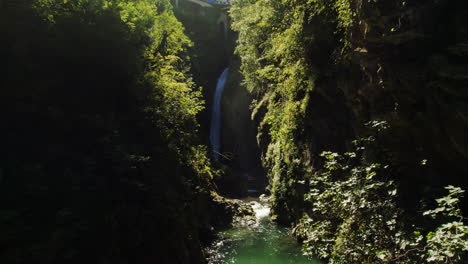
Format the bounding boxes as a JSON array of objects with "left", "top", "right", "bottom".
[{"left": 206, "top": 200, "right": 323, "bottom": 264}]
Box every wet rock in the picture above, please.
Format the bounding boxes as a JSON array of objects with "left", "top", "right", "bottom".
[
  {"left": 210, "top": 193, "right": 256, "bottom": 228},
  {"left": 259, "top": 194, "right": 271, "bottom": 203}
]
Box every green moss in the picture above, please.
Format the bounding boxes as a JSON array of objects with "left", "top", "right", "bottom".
[{"left": 231, "top": 0, "right": 468, "bottom": 262}]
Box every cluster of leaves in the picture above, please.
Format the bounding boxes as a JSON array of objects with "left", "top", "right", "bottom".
[
  {"left": 231, "top": 0, "right": 353, "bottom": 94},
  {"left": 421, "top": 186, "right": 468, "bottom": 263},
  {"left": 230, "top": 0, "right": 351, "bottom": 219},
  {"left": 32, "top": 0, "right": 206, "bottom": 162},
  {"left": 295, "top": 137, "right": 401, "bottom": 263},
  {"left": 295, "top": 133, "right": 468, "bottom": 263},
  {"left": 0, "top": 0, "right": 215, "bottom": 263}
]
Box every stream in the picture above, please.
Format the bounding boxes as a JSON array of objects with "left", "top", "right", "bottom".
[{"left": 206, "top": 199, "right": 323, "bottom": 264}]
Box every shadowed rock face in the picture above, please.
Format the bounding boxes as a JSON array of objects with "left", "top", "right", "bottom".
[
  {"left": 173, "top": 2, "right": 259, "bottom": 197},
  {"left": 229, "top": 0, "right": 468, "bottom": 223},
  {"left": 173, "top": 3, "right": 234, "bottom": 148},
  {"left": 219, "top": 58, "right": 267, "bottom": 197}
]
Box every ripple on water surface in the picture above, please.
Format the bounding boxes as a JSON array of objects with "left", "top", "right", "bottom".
[{"left": 207, "top": 201, "right": 322, "bottom": 264}]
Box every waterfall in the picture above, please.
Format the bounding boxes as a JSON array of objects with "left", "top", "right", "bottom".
[
  {"left": 250, "top": 201, "right": 271, "bottom": 223},
  {"left": 210, "top": 68, "right": 229, "bottom": 160}
]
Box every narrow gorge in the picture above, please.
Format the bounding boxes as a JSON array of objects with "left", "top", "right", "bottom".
[{"left": 1, "top": 0, "right": 467, "bottom": 263}]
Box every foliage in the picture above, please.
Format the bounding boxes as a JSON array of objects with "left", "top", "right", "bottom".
[
  {"left": 0, "top": 0, "right": 215, "bottom": 263},
  {"left": 231, "top": 0, "right": 303, "bottom": 216},
  {"left": 295, "top": 134, "right": 401, "bottom": 263},
  {"left": 422, "top": 186, "right": 468, "bottom": 263},
  {"left": 295, "top": 133, "right": 468, "bottom": 263},
  {"left": 230, "top": 0, "right": 355, "bottom": 222},
  {"left": 231, "top": 0, "right": 468, "bottom": 262}
]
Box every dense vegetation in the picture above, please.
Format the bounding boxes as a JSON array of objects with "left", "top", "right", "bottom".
[
  {"left": 2, "top": 0, "right": 468, "bottom": 263},
  {"left": 231, "top": 0, "right": 468, "bottom": 262},
  {"left": 0, "top": 0, "right": 225, "bottom": 263}
]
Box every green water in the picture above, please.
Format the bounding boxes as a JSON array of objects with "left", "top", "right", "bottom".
[{"left": 207, "top": 201, "right": 323, "bottom": 264}]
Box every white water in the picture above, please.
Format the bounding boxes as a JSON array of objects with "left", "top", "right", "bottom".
[
  {"left": 250, "top": 201, "right": 271, "bottom": 223},
  {"left": 210, "top": 68, "right": 229, "bottom": 160}
]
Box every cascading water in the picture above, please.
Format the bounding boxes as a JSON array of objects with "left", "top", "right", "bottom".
[
  {"left": 210, "top": 68, "right": 229, "bottom": 160},
  {"left": 250, "top": 201, "right": 270, "bottom": 225}
]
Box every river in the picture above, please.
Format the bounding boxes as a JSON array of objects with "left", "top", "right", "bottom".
[{"left": 206, "top": 199, "right": 323, "bottom": 264}]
